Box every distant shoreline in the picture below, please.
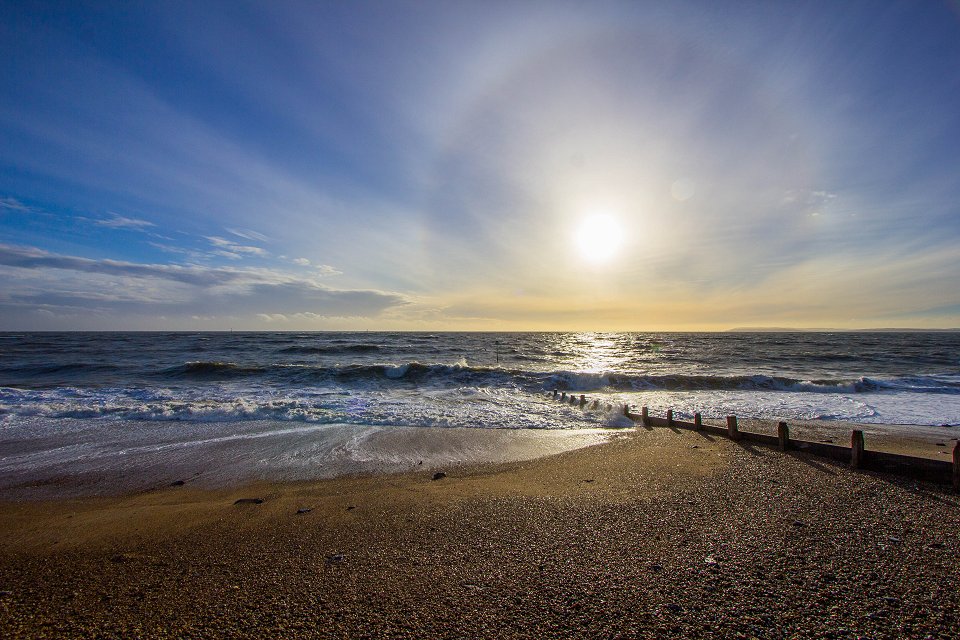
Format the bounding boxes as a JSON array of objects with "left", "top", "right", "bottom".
[{"left": 2, "top": 328, "right": 960, "bottom": 334}]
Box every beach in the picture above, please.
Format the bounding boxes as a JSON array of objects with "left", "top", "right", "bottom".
[{"left": 2, "top": 422, "right": 959, "bottom": 639}]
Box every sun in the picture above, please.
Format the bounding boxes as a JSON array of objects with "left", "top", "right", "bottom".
[{"left": 573, "top": 213, "right": 623, "bottom": 265}]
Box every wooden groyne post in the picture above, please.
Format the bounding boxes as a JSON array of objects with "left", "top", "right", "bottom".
[
  {"left": 641, "top": 406, "right": 649, "bottom": 426},
  {"left": 953, "top": 442, "right": 960, "bottom": 491},
  {"left": 666, "top": 409, "right": 674, "bottom": 427},
  {"left": 850, "top": 430, "right": 865, "bottom": 469},
  {"left": 694, "top": 412, "right": 702, "bottom": 430},
  {"left": 726, "top": 415, "right": 741, "bottom": 441},
  {"left": 777, "top": 421, "right": 789, "bottom": 451}
]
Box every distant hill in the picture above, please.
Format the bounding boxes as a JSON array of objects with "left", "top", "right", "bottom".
[{"left": 727, "top": 327, "right": 960, "bottom": 333}]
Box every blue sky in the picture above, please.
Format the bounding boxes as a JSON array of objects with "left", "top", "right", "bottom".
[{"left": 1, "top": 0, "right": 959, "bottom": 330}]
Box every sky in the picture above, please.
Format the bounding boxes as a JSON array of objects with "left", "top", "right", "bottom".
[{"left": 1, "top": 0, "right": 960, "bottom": 331}]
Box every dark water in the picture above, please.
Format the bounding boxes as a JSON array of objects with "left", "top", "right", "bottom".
[{"left": 2, "top": 331, "right": 959, "bottom": 393}]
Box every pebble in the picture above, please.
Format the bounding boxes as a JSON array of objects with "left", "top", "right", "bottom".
[
  {"left": 233, "top": 498, "right": 264, "bottom": 505},
  {"left": 432, "top": 472, "right": 447, "bottom": 481}
]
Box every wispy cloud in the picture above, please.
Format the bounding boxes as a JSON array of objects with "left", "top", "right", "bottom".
[
  {"left": 205, "top": 236, "right": 268, "bottom": 258},
  {"left": 0, "top": 197, "right": 35, "bottom": 213},
  {"left": 227, "top": 227, "right": 269, "bottom": 242},
  {"left": 94, "top": 214, "right": 156, "bottom": 229}
]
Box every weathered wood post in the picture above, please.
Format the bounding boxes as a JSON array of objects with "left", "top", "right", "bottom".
[
  {"left": 694, "top": 412, "right": 702, "bottom": 430},
  {"left": 590, "top": 399, "right": 599, "bottom": 410},
  {"left": 569, "top": 395, "right": 577, "bottom": 405},
  {"left": 953, "top": 442, "right": 959, "bottom": 492},
  {"left": 560, "top": 392, "right": 567, "bottom": 401},
  {"left": 641, "top": 406, "right": 649, "bottom": 426},
  {"left": 850, "top": 430, "right": 865, "bottom": 469},
  {"left": 579, "top": 394, "right": 586, "bottom": 408},
  {"left": 623, "top": 404, "right": 631, "bottom": 418},
  {"left": 666, "top": 409, "right": 674, "bottom": 427},
  {"left": 726, "top": 415, "right": 740, "bottom": 441},
  {"left": 552, "top": 389, "right": 558, "bottom": 398},
  {"left": 777, "top": 422, "right": 789, "bottom": 452}
]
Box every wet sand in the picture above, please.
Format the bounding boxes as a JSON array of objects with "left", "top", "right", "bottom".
[{"left": 1, "top": 424, "right": 959, "bottom": 638}]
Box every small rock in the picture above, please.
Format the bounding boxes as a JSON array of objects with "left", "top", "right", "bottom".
[
  {"left": 582, "top": 479, "right": 594, "bottom": 483},
  {"left": 170, "top": 480, "right": 185, "bottom": 487},
  {"left": 346, "top": 505, "right": 356, "bottom": 510},
  {"left": 888, "top": 536, "right": 901, "bottom": 544},
  {"left": 0, "top": 590, "right": 12, "bottom": 598},
  {"left": 664, "top": 602, "right": 682, "bottom": 613},
  {"left": 704, "top": 555, "right": 717, "bottom": 565},
  {"left": 649, "top": 563, "right": 663, "bottom": 572},
  {"left": 325, "top": 553, "right": 345, "bottom": 565},
  {"left": 689, "top": 445, "right": 699, "bottom": 449},
  {"left": 792, "top": 520, "right": 806, "bottom": 527},
  {"left": 935, "top": 442, "right": 947, "bottom": 447},
  {"left": 233, "top": 498, "right": 264, "bottom": 505},
  {"left": 432, "top": 472, "right": 447, "bottom": 481},
  {"left": 296, "top": 508, "right": 312, "bottom": 515}
]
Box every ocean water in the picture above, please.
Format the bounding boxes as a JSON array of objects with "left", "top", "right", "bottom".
[{"left": 2, "top": 331, "right": 959, "bottom": 494}]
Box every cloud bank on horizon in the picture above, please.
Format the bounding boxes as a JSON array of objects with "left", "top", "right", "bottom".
[{"left": 1, "top": 0, "right": 959, "bottom": 330}]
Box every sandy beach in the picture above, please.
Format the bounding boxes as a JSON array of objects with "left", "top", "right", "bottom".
[{"left": 1, "top": 421, "right": 959, "bottom": 639}]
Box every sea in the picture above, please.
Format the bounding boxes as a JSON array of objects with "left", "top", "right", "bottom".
[{"left": 2, "top": 331, "right": 959, "bottom": 495}]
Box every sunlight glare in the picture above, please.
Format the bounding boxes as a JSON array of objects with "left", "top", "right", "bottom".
[{"left": 574, "top": 213, "right": 623, "bottom": 265}]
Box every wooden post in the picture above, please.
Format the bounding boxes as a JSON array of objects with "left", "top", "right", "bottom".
[
  {"left": 641, "top": 406, "right": 649, "bottom": 426},
  {"left": 777, "top": 421, "right": 789, "bottom": 451},
  {"left": 952, "top": 442, "right": 959, "bottom": 492},
  {"left": 560, "top": 392, "right": 566, "bottom": 401},
  {"left": 569, "top": 395, "right": 577, "bottom": 405},
  {"left": 579, "top": 394, "right": 586, "bottom": 408},
  {"left": 694, "top": 412, "right": 702, "bottom": 430},
  {"left": 623, "top": 404, "right": 631, "bottom": 418},
  {"left": 590, "top": 400, "right": 599, "bottom": 410},
  {"left": 552, "top": 389, "right": 558, "bottom": 398},
  {"left": 667, "top": 409, "right": 674, "bottom": 427},
  {"left": 850, "top": 430, "right": 864, "bottom": 469},
  {"left": 726, "top": 415, "right": 740, "bottom": 441}
]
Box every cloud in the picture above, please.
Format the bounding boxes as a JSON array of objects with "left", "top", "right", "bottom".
[
  {"left": 227, "top": 227, "right": 270, "bottom": 242},
  {"left": 0, "top": 197, "right": 35, "bottom": 213},
  {"left": 292, "top": 257, "right": 311, "bottom": 266},
  {"left": 94, "top": 214, "right": 156, "bottom": 229},
  {"left": 257, "top": 313, "right": 288, "bottom": 322},
  {"left": 0, "top": 243, "right": 408, "bottom": 328},
  {"left": 316, "top": 264, "right": 342, "bottom": 276},
  {"left": 206, "top": 236, "right": 268, "bottom": 257}
]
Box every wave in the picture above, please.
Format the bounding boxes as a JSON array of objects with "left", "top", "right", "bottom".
[
  {"left": 143, "top": 360, "right": 960, "bottom": 395},
  {"left": 546, "top": 372, "right": 960, "bottom": 395},
  {"left": 161, "top": 361, "right": 269, "bottom": 379}
]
